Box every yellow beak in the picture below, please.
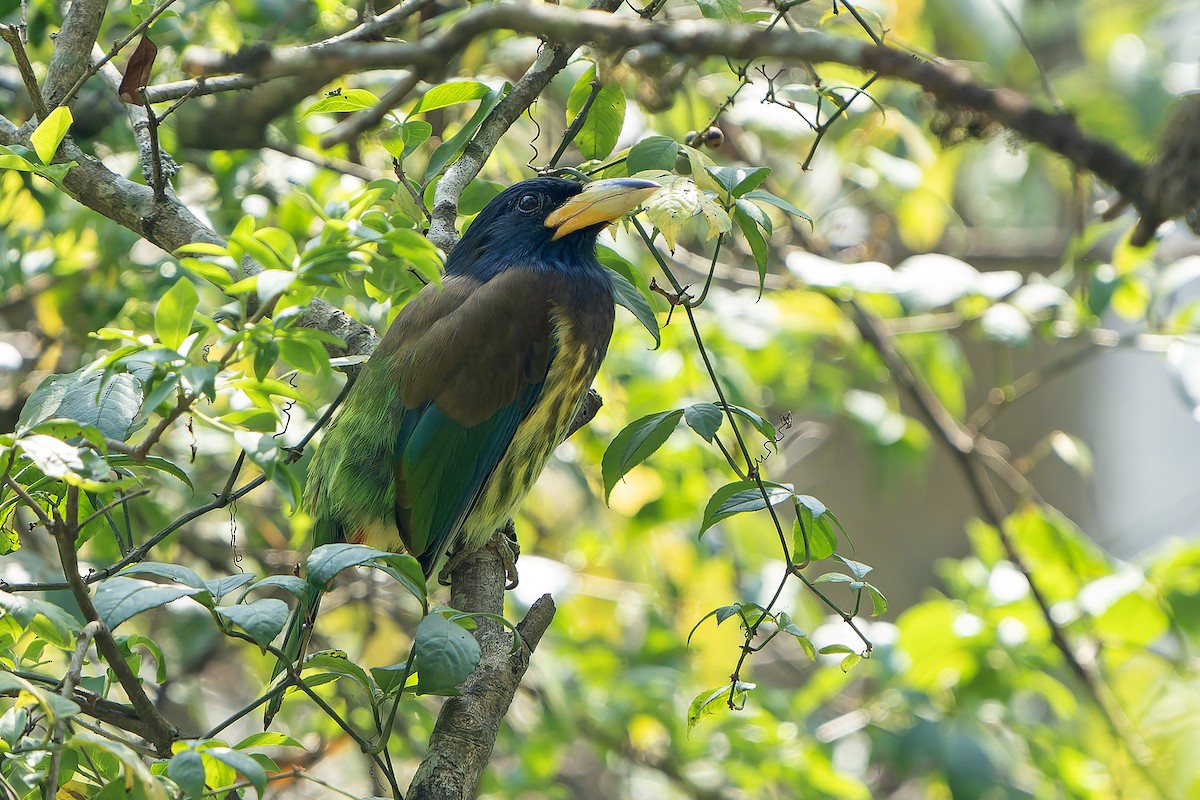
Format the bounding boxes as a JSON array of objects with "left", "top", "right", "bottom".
[{"left": 544, "top": 178, "right": 661, "bottom": 241}]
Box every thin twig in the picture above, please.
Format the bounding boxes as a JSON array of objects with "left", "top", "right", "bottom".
[
  {"left": 138, "top": 89, "right": 167, "bottom": 202},
  {"left": 77, "top": 488, "right": 151, "bottom": 531},
  {"left": 52, "top": 516, "right": 178, "bottom": 754},
  {"left": 46, "top": 620, "right": 102, "bottom": 800},
  {"left": 4, "top": 474, "right": 53, "bottom": 529},
  {"left": 0, "top": 23, "right": 48, "bottom": 117},
  {"left": 547, "top": 78, "right": 603, "bottom": 168}
]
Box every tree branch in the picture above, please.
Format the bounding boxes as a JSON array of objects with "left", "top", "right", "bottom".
[
  {"left": 179, "top": 4, "right": 1146, "bottom": 209},
  {"left": 42, "top": 0, "right": 108, "bottom": 108},
  {"left": 409, "top": 544, "right": 556, "bottom": 799}
]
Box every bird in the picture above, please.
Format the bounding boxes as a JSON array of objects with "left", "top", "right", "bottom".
[{"left": 264, "top": 176, "right": 660, "bottom": 725}]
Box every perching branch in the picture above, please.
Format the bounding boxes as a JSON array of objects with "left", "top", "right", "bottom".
[{"left": 409, "top": 545, "right": 557, "bottom": 799}]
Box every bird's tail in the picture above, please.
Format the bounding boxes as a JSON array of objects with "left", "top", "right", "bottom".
[{"left": 263, "top": 585, "right": 322, "bottom": 727}]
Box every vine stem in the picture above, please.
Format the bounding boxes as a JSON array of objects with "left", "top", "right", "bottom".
[{"left": 630, "top": 216, "right": 874, "bottom": 707}]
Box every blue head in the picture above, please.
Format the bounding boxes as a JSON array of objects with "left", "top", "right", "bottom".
[{"left": 446, "top": 177, "right": 660, "bottom": 285}]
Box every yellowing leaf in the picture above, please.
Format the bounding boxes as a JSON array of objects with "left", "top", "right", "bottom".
[
  {"left": 697, "top": 192, "right": 732, "bottom": 241},
  {"left": 643, "top": 175, "right": 700, "bottom": 250},
  {"left": 31, "top": 107, "right": 73, "bottom": 165}
]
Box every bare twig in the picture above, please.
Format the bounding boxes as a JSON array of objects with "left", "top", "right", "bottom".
[
  {"left": 45, "top": 620, "right": 103, "bottom": 800},
  {"left": 139, "top": 90, "right": 167, "bottom": 202},
  {"left": 0, "top": 23, "right": 48, "bottom": 117},
  {"left": 52, "top": 516, "right": 178, "bottom": 754}
]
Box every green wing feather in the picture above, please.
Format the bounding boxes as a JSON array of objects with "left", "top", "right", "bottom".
[{"left": 265, "top": 269, "right": 561, "bottom": 726}]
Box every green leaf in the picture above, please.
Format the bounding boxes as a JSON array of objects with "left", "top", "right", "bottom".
[
  {"left": 301, "top": 651, "right": 377, "bottom": 696},
  {"left": 0, "top": 672, "right": 80, "bottom": 720},
  {"left": 382, "top": 119, "right": 433, "bottom": 160},
  {"left": 16, "top": 433, "right": 82, "bottom": 478},
  {"left": 834, "top": 555, "right": 873, "bottom": 580},
  {"left": 0, "top": 144, "right": 36, "bottom": 172},
  {"left": 717, "top": 403, "right": 777, "bottom": 441},
  {"left": 695, "top": 0, "right": 741, "bottom": 20},
  {"left": 154, "top": 278, "right": 199, "bottom": 351},
  {"left": 31, "top": 106, "right": 73, "bottom": 164},
  {"left": 627, "top": 136, "right": 679, "bottom": 173},
  {"left": 18, "top": 367, "right": 145, "bottom": 441},
  {"left": 204, "top": 574, "right": 256, "bottom": 601},
  {"left": 699, "top": 480, "right": 794, "bottom": 537},
  {"left": 684, "top": 403, "right": 723, "bottom": 442},
  {"left": 0, "top": 591, "right": 81, "bottom": 648},
  {"left": 366, "top": 552, "right": 428, "bottom": 610},
  {"left": 793, "top": 494, "right": 838, "bottom": 562},
  {"left": 424, "top": 87, "right": 506, "bottom": 181},
  {"left": 862, "top": 581, "right": 888, "bottom": 616},
  {"left": 205, "top": 747, "right": 267, "bottom": 798},
  {"left": 371, "top": 662, "right": 412, "bottom": 695},
  {"left": 457, "top": 179, "right": 505, "bottom": 216},
  {"left": 168, "top": 750, "right": 206, "bottom": 799},
  {"left": 233, "top": 731, "right": 304, "bottom": 750},
  {"left": 305, "top": 543, "right": 379, "bottom": 587},
  {"left": 121, "top": 633, "right": 168, "bottom": 682},
  {"left": 744, "top": 190, "right": 811, "bottom": 222},
  {"left": 606, "top": 265, "right": 660, "bottom": 348},
  {"left": 601, "top": 409, "right": 684, "bottom": 500},
  {"left": 178, "top": 256, "right": 234, "bottom": 288},
  {"left": 412, "top": 613, "right": 481, "bottom": 696},
  {"left": 705, "top": 165, "right": 770, "bottom": 197},
  {"left": 237, "top": 575, "right": 309, "bottom": 602},
  {"left": 306, "top": 543, "right": 418, "bottom": 591},
  {"left": 566, "top": 65, "right": 626, "bottom": 160},
  {"left": 687, "top": 681, "right": 754, "bottom": 732},
  {"left": 409, "top": 80, "right": 491, "bottom": 114},
  {"left": 776, "top": 611, "right": 816, "bottom": 660},
  {"left": 92, "top": 576, "right": 202, "bottom": 630},
  {"left": 216, "top": 599, "right": 289, "bottom": 647},
  {"left": 302, "top": 88, "right": 378, "bottom": 117},
  {"left": 691, "top": 604, "right": 735, "bottom": 637},
  {"left": 382, "top": 228, "right": 443, "bottom": 279},
  {"left": 69, "top": 731, "right": 164, "bottom": 798},
  {"left": 734, "top": 206, "right": 769, "bottom": 295},
  {"left": 120, "top": 562, "right": 210, "bottom": 603},
  {"left": 108, "top": 454, "right": 193, "bottom": 490}
]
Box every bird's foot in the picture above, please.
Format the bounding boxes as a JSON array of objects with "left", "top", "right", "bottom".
[
  {"left": 492, "top": 520, "right": 520, "bottom": 590},
  {"left": 437, "top": 521, "right": 520, "bottom": 589}
]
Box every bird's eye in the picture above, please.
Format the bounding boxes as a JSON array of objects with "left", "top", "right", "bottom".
[{"left": 516, "top": 193, "right": 541, "bottom": 214}]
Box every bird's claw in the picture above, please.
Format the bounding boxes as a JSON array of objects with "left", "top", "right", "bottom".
[
  {"left": 494, "top": 520, "right": 520, "bottom": 590},
  {"left": 437, "top": 521, "right": 520, "bottom": 589}
]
